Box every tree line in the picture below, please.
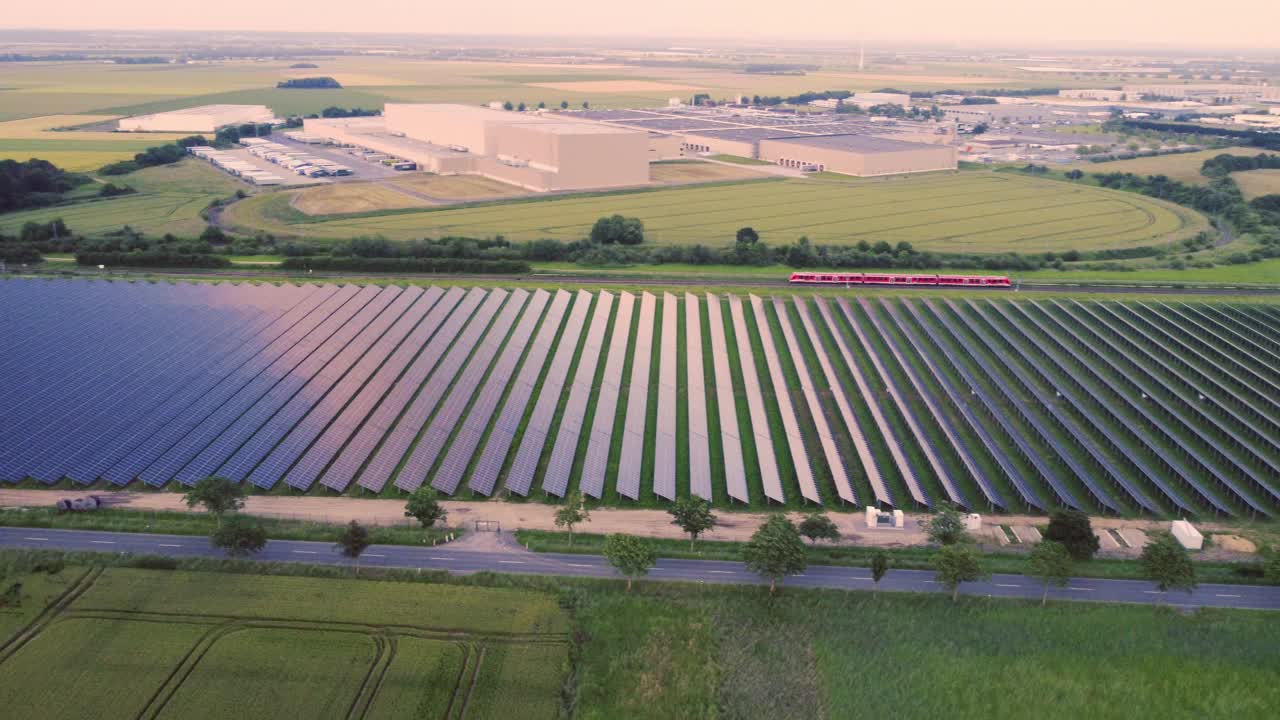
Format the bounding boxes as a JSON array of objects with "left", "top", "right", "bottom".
[{"left": 0, "top": 159, "right": 89, "bottom": 212}]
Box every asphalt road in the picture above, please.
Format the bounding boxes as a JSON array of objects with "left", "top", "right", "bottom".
[{"left": 3, "top": 527, "right": 1277, "bottom": 610}]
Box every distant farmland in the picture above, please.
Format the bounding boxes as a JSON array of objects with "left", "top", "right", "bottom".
[{"left": 226, "top": 172, "right": 1203, "bottom": 254}]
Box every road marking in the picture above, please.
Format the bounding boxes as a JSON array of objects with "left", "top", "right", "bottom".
[
  {"left": 1143, "top": 590, "right": 1163, "bottom": 595},
  {"left": 158, "top": 544, "right": 182, "bottom": 548},
  {"left": 1068, "top": 587, "right": 1093, "bottom": 592},
  {"left": 846, "top": 576, "right": 871, "bottom": 581},
  {"left": 23, "top": 537, "right": 48, "bottom": 541},
  {"left": 924, "top": 580, "right": 939, "bottom": 584},
  {"left": 567, "top": 563, "right": 593, "bottom": 568},
  {"left": 90, "top": 540, "right": 115, "bottom": 545},
  {"left": 708, "top": 570, "right": 735, "bottom": 575},
  {"left": 428, "top": 556, "right": 451, "bottom": 561},
  {"left": 996, "top": 583, "right": 1021, "bottom": 588},
  {"left": 292, "top": 550, "right": 317, "bottom": 555},
  {"left": 498, "top": 560, "right": 525, "bottom": 565},
  {"left": 365, "top": 554, "right": 385, "bottom": 558},
  {"left": 1216, "top": 594, "right": 1242, "bottom": 598}
]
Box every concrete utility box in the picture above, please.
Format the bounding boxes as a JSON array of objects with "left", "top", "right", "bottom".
[
  {"left": 1170, "top": 520, "right": 1203, "bottom": 550},
  {"left": 865, "top": 506, "right": 878, "bottom": 527},
  {"left": 964, "top": 513, "right": 983, "bottom": 531},
  {"left": 893, "top": 510, "right": 905, "bottom": 528}
]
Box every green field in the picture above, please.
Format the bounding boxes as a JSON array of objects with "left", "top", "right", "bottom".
[
  {"left": 1064, "top": 148, "right": 1256, "bottom": 186},
  {"left": 0, "top": 159, "right": 242, "bottom": 237},
  {"left": 0, "top": 566, "right": 569, "bottom": 720},
  {"left": 224, "top": 172, "right": 1203, "bottom": 254}
]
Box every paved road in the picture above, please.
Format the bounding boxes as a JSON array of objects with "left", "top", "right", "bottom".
[{"left": 3, "top": 527, "right": 1276, "bottom": 610}]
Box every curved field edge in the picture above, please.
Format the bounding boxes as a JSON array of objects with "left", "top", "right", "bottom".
[{"left": 219, "top": 172, "right": 1207, "bottom": 254}]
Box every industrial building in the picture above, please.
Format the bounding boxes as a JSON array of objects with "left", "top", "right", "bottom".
[
  {"left": 304, "top": 104, "right": 648, "bottom": 192},
  {"left": 117, "top": 104, "right": 276, "bottom": 133},
  {"left": 758, "top": 135, "right": 956, "bottom": 176},
  {"left": 1120, "top": 83, "right": 1263, "bottom": 103},
  {"left": 942, "top": 104, "right": 1053, "bottom": 124},
  {"left": 1058, "top": 89, "right": 1128, "bottom": 102}
]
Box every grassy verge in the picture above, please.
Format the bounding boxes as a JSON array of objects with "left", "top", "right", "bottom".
[
  {"left": 0, "top": 507, "right": 453, "bottom": 545},
  {"left": 514, "top": 529, "right": 1276, "bottom": 586}
]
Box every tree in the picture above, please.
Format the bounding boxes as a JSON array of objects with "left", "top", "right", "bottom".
[
  {"left": 1043, "top": 509, "right": 1100, "bottom": 561},
  {"left": 589, "top": 214, "right": 645, "bottom": 245},
  {"left": 869, "top": 550, "right": 890, "bottom": 592},
  {"left": 603, "top": 534, "right": 656, "bottom": 591},
  {"left": 1140, "top": 531, "right": 1197, "bottom": 596},
  {"left": 336, "top": 520, "right": 372, "bottom": 574},
  {"left": 582, "top": 101, "right": 590, "bottom": 109},
  {"left": 735, "top": 227, "right": 759, "bottom": 245},
  {"left": 560, "top": 100, "right": 569, "bottom": 110},
  {"left": 1026, "top": 540, "right": 1073, "bottom": 606},
  {"left": 798, "top": 513, "right": 840, "bottom": 544},
  {"left": 667, "top": 497, "right": 716, "bottom": 550},
  {"left": 502, "top": 101, "right": 514, "bottom": 111},
  {"left": 404, "top": 486, "right": 447, "bottom": 529},
  {"left": 517, "top": 102, "right": 526, "bottom": 112},
  {"left": 554, "top": 492, "right": 590, "bottom": 545},
  {"left": 210, "top": 514, "right": 267, "bottom": 558},
  {"left": 183, "top": 476, "right": 244, "bottom": 527},
  {"left": 743, "top": 514, "right": 807, "bottom": 593},
  {"left": 537, "top": 101, "right": 546, "bottom": 110},
  {"left": 923, "top": 503, "right": 968, "bottom": 546},
  {"left": 934, "top": 544, "right": 985, "bottom": 602},
  {"left": 1066, "top": 169, "right": 1084, "bottom": 181},
  {"left": 1265, "top": 552, "right": 1280, "bottom": 584}
]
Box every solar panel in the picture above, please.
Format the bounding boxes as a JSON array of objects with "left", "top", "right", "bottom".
[
  {"left": 436, "top": 289, "right": 551, "bottom": 495},
  {"left": 311, "top": 287, "right": 469, "bottom": 492},
  {"left": 579, "top": 292, "right": 635, "bottom": 498},
  {"left": 652, "top": 293, "right": 678, "bottom": 501},
  {"left": 356, "top": 288, "right": 509, "bottom": 492},
  {"left": 616, "top": 292, "right": 656, "bottom": 500},
  {"left": 747, "top": 295, "right": 819, "bottom": 504},
  {"left": 505, "top": 289, "right": 593, "bottom": 496},
  {"left": 769, "top": 295, "right": 855, "bottom": 504},
  {"left": 541, "top": 291, "right": 614, "bottom": 497},
  {"left": 705, "top": 294, "right": 748, "bottom": 503},
  {"left": 468, "top": 289, "right": 571, "bottom": 497},
  {"left": 684, "top": 293, "right": 712, "bottom": 501},
  {"left": 729, "top": 295, "right": 784, "bottom": 504}
]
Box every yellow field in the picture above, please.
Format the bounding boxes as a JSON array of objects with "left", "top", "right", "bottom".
[
  {"left": 1234, "top": 169, "right": 1280, "bottom": 200},
  {"left": 387, "top": 174, "right": 527, "bottom": 201},
  {"left": 292, "top": 183, "right": 430, "bottom": 215},
  {"left": 0, "top": 114, "right": 196, "bottom": 170},
  {"left": 1064, "top": 148, "right": 1254, "bottom": 185}
]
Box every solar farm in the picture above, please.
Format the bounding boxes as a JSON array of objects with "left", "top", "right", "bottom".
[{"left": 2, "top": 278, "right": 1279, "bottom": 517}]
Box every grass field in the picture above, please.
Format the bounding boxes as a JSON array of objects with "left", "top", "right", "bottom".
[
  {"left": 0, "top": 159, "right": 242, "bottom": 237},
  {"left": 649, "top": 161, "right": 770, "bottom": 184},
  {"left": 0, "top": 565, "right": 569, "bottom": 720},
  {"left": 224, "top": 171, "right": 1204, "bottom": 253},
  {"left": 0, "top": 114, "right": 195, "bottom": 171},
  {"left": 1063, "top": 148, "right": 1255, "bottom": 185},
  {"left": 292, "top": 182, "right": 430, "bottom": 215},
  {"left": 1234, "top": 169, "right": 1280, "bottom": 200}
]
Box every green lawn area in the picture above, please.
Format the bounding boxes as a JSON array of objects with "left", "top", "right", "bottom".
[
  {"left": 222, "top": 171, "right": 1204, "bottom": 254},
  {"left": 1063, "top": 147, "right": 1257, "bottom": 186},
  {"left": 0, "top": 159, "right": 242, "bottom": 238},
  {"left": 2, "top": 551, "right": 1278, "bottom": 719}
]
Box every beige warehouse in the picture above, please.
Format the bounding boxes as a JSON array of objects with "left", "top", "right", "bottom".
[{"left": 758, "top": 135, "right": 957, "bottom": 176}]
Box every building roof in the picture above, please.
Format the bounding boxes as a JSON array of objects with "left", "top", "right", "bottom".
[{"left": 763, "top": 134, "right": 946, "bottom": 153}]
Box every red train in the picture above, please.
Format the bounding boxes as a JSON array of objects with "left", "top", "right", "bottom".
[{"left": 789, "top": 272, "right": 1012, "bottom": 288}]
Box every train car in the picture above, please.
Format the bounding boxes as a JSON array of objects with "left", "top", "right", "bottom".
[{"left": 789, "top": 272, "right": 1011, "bottom": 288}]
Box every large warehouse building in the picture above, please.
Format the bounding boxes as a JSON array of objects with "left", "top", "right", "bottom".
[
  {"left": 758, "top": 135, "right": 957, "bottom": 176},
  {"left": 117, "top": 104, "right": 276, "bottom": 133},
  {"left": 305, "top": 104, "right": 648, "bottom": 192}
]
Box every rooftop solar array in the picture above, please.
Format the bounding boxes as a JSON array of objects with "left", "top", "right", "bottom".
[{"left": 3, "top": 279, "right": 1276, "bottom": 519}]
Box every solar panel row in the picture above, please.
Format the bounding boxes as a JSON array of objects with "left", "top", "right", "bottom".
[
  {"left": 506, "top": 290, "right": 593, "bottom": 496},
  {"left": 684, "top": 294, "right": 712, "bottom": 502},
  {"left": 435, "top": 289, "right": 551, "bottom": 495},
  {"left": 542, "top": 291, "right": 614, "bottom": 498},
  {"left": 704, "top": 294, "right": 749, "bottom": 504},
  {"left": 652, "top": 293, "right": 679, "bottom": 501},
  {"left": 468, "top": 289, "right": 571, "bottom": 497},
  {"left": 616, "top": 292, "right": 656, "bottom": 500},
  {"left": 579, "top": 292, "right": 635, "bottom": 499}
]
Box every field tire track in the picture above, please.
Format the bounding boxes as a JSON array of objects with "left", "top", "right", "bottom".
[{"left": 0, "top": 565, "right": 102, "bottom": 665}]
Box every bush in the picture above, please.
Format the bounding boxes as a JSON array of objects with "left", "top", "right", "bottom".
[
  {"left": 130, "top": 555, "right": 179, "bottom": 570},
  {"left": 279, "top": 256, "right": 529, "bottom": 274},
  {"left": 589, "top": 215, "right": 645, "bottom": 245},
  {"left": 75, "top": 251, "right": 232, "bottom": 268}
]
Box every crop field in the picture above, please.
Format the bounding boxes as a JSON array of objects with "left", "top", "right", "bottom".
[
  {"left": 0, "top": 567, "right": 569, "bottom": 720},
  {"left": 225, "top": 172, "right": 1203, "bottom": 253},
  {"left": 1234, "top": 169, "right": 1280, "bottom": 200},
  {"left": 293, "top": 183, "right": 431, "bottom": 215},
  {"left": 0, "top": 159, "right": 242, "bottom": 237},
  {"left": 2, "top": 279, "right": 1277, "bottom": 519}
]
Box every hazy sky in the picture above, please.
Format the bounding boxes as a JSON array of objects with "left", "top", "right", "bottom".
[{"left": 4, "top": 0, "right": 1279, "bottom": 50}]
